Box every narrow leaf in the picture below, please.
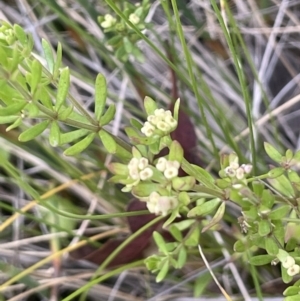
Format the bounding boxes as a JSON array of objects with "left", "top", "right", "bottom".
[
  {"left": 153, "top": 231, "right": 167, "bottom": 254},
  {"left": 0, "top": 102, "right": 27, "bottom": 116},
  {"left": 156, "top": 260, "right": 169, "bottom": 282},
  {"left": 30, "top": 60, "right": 42, "bottom": 94},
  {"left": 249, "top": 254, "right": 273, "bottom": 266},
  {"left": 18, "top": 120, "right": 49, "bottom": 142},
  {"left": 264, "top": 142, "right": 282, "bottom": 163},
  {"left": 59, "top": 129, "right": 89, "bottom": 145},
  {"left": 144, "top": 96, "right": 157, "bottom": 116},
  {"left": 53, "top": 42, "right": 62, "bottom": 80},
  {"left": 55, "top": 67, "right": 70, "bottom": 111},
  {"left": 49, "top": 121, "right": 60, "bottom": 147},
  {"left": 99, "top": 130, "right": 117, "bottom": 154},
  {"left": 100, "top": 104, "right": 115, "bottom": 126},
  {"left": 201, "top": 202, "right": 225, "bottom": 232},
  {"left": 63, "top": 132, "right": 96, "bottom": 156},
  {"left": 188, "top": 198, "right": 221, "bottom": 217},
  {"left": 95, "top": 74, "right": 107, "bottom": 121},
  {"left": 42, "top": 39, "right": 54, "bottom": 73}
]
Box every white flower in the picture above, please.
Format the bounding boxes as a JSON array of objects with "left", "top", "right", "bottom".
[
  {"left": 242, "top": 164, "right": 253, "bottom": 174},
  {"left": 139, "top": 167, "right": 153, "bottom": 180},
  {"left": 141, "top": 121, "right": 155, "bottom": 137},
  {"left": 166, "top": 160, "right": 180, "bottom": 169},
  {"left": 147, "top": 192, "right": 178, "bottom": 216},
  {"left": 164, "top": 167, "right": 179, "bottom": 179},
  {"left": 164, "top": 115, "right": 177, "bottom": 127},
  {"left": 230, "top": 162, "right": 239, "bottom": 170},
  {"left": 142, "top": 107, "right": 177, "bottom": 137},
  {"left": 129, "top": 13, "right": 140, "bottom": 25},
  {"left": 154, "top": 109, "right": 165, "bottom": 116},
  {"left": 156, "top": 157, "right": 167, "bottom": 172},
  {"left": 129, "top": 167, "right": 139, "bottom": 180},
  {"left": 157, "top": 121, "right": 171, "bottom": 131},
  {"left": 287, "top": 264, "right": 300, "bottom": 276},
  {"left": 225, "top": 167, "right": 236, "bottom": 178},
  {"left": 282, "top": 255, "right": 295, "bottom": 269},
  {"left": 138, "top": 158, "right": 148, "bottom": 170},
  {"left": 236, "top": 167, "right": 245, "bottom": 180},
  {"left": 128, "top": 158, "right": 139, "bottom": 169},
  {"left": 101, "top": 14, "right": 117, "bottom": 28}
]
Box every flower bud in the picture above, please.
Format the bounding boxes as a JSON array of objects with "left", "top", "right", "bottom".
[
  {"left": 287, "top": 264, "right": 300, "bottom": 276},
  {"left": 139, "top": 167, "right": 153, "bottom": 180},
  {"left": 156, "top": 157, "right": 167, "bottom": 172},
  {"left": 282, "top": 255, "right": 295, "bottom": 269}
]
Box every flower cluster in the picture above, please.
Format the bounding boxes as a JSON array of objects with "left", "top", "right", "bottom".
[
  {"left": 282, "top": 255, "right": 300, "bottom": 276},
  {"left": 141, "top": 109, "right": 177, "bottom": 137},
  {"left": 100, "top": 14, "right": 117, "bottom": 29},
  {"left": 224, "top": 162, "right": 252, "bottom": 180},
  {"left": 147, "top": 192, "right": 178, "bottom": 216},
  {"left": 156, "top": 157, "right": 180, "bottom": 179},
  {"left": 124, "top": 157, "right": 153, "bottom": 190}
]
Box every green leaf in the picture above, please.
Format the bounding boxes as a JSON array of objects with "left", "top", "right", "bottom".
[
  {"left": 0, "top": 116, "right": 19, "bottom": 125},
  {"left": 125, "top": 126, "right": 157, "bottom": 145},
  {"left": 153, "top": 231, "right": 167, "bottom": 254},
  {"left": 18, "top": 120, "right": 49, "bottom": 142},
  {"left": 53, "top": 42, "right": 62, "bottom": 80},
  {"left": 264, "top": 142, "right": 282, "bottom": 163},
  {"left": 233, "top": 239, "right": 246, "bottom": 252},
  {"left": 188, "top": 198, "right": 221, "bottom": 217},
  {"left": 58, "top": 105, "right": 73, "bottom": 120},
  {"left": 252, "top": 181, "right": 265, "bottom": 197},
  {"left": 172, "top": 176, "right": 195, "bottom": 191},
  {"left": 261, "top": 189, "right": 275, "bottom": 209},
  {"left": 258, "top": 220, "right": 271, "bottom": 236},
  {"left": 123, "top": 37, "right": 133, "bottom": 53},
  {"left": 59, "top": 129, "right": 89, "bottom": 145},
  {"left": 162, "top": 208, "right": 180, "bottom": 228},
  {"left": 6, "top": 116, "right": 22, "bottom": 132},
  {"left": 284, "top": 294, "right": 300, "bottom": 300},
  {"left": 185, "top": 226, "right": 200, "bottom": 246},
  {"left": 268, "top": 174, "right": 295, "bottom": 197},
  {"left": 283, "top": 286, "right": 300, "bottom": 297},
  {"left": 99, "top": 130, "right": 117, "bottom": 154},
  {"left": 269, "top": 205, "right": 290, "bottom": 220},
  {"left": 268, "top": 167, "right": 285, "bottom": 178},
  {"left": 131, "top": 182, "right": 160, "bottom": 198},
  {"left": 288, "top": 170, "right": 300, "bottom": 183},
  {"left": 63, "top": 132, "right": 96, "bottom": 156},
  {"left": 156, "top": 260, "right": 169, "bottom": 282},
  {"left": 95, "top": 74, "right": 107, "bottom": 122},
  {"left": 49, "top": 121, "right": 60, "bottom": 147},
  {"left": 100, "top": 104, "right": 116, "bottom": 126},
  {"left": 173, "top": 98, "right": 180, "bottom": 122},
  {"left": 286, "top": 149, "right": 294, "bottom": 161},
  {"left": 249, "top": 254, "right": 273, "bottom": 266},
  {"left": 144, "top": 96, "right": 157, "bottom": 116},
  {"left": 265, "top": 237, "right": 279, "bottom": 256},
  {"left": 13, "top": 24, "right": 27, "bottom": 45},
  {"left": 201, "top": 202, "right": 225, "bottom": 232},
  {"left": 187, "top": 164, "right": 216, "bottom": 189},
  {"left": 30, "top": 60, "right": 42, "bottom": 94},
  {"left": 168, "top": 140, "right": 183, "bottom": 163},
  {"left": 55, "top": 67, "right": 70, "bottom": 111},
  {"left": 0, "top": 101, "right": 27, "bottom": 116},
  {"left": 42, "top": 39, "right": 54, "bottom": 73},
  {"left": 177, "top": 247, "right": 187, "bottom": 268},
  {"left": 282, "top": 265, "right": 293, "bottom": 284},
  {"left": 169, "top": 225, "right": 183, "bottom": 242}
]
